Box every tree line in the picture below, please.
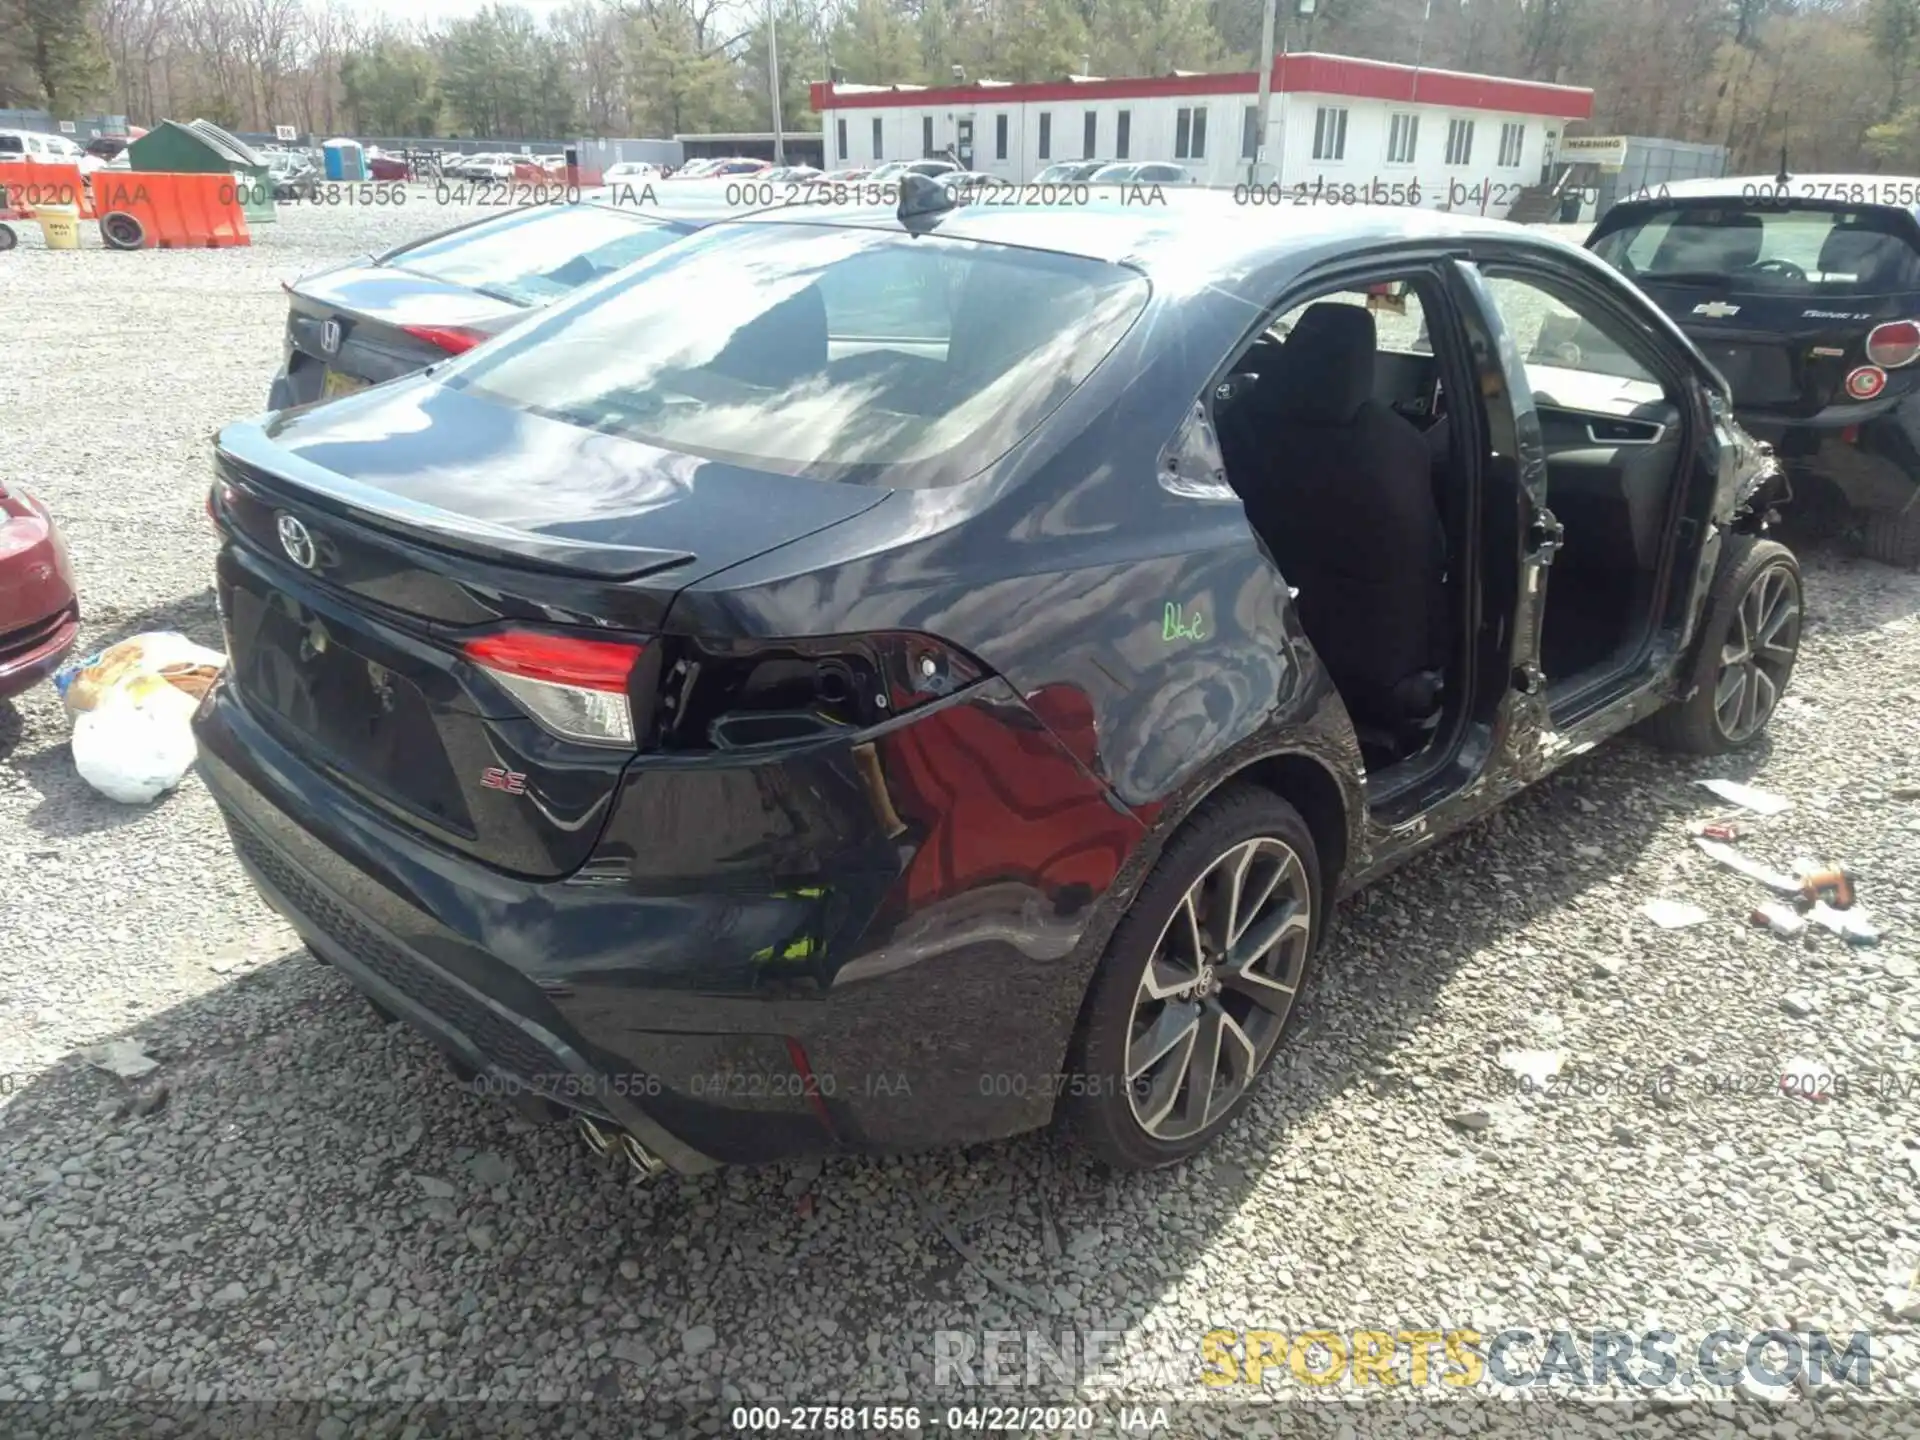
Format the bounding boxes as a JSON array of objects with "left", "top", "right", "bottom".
[{"left": 1, "top": 0, "right": 1917, "bottom": 172}]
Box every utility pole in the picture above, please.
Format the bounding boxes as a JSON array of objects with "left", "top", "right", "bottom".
[
  {"left": 768, "top": 0, "right": 785, "bottom": 164},
  {"left": 1249, "top": 0, "right": 1277, "bottom": 186}
]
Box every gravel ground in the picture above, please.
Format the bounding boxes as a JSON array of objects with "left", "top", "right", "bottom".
[{"left": 4, "top": 200, "right": 1920, "bottom": 1437}]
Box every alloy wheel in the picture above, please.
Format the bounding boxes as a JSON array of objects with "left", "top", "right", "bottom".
[
  {"left": 1124, "top": 837, "right": 1312, "bottom": 1142},
  {"left": 1713, "top": 562, "right": 1801, "bottom": 743}
]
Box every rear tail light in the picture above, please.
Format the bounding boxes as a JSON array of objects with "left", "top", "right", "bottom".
[
  {"left": 1846, "top": 365, "right": 1888, "bottom": 401},
  {"left": 463, "top": 629, "right": 644, "bottom": 747},
  {"left": 1865, "top": 320, "right": 1920, "bottom": 369},
  {"left": 402, "top": 324, "right": 489, "bottom": 355}
]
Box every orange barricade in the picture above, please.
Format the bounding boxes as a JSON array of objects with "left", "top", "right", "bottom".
[
  {"left": 511, "top": 162, "right": 546, "bottom": 183},
  {"left": 91, "top": 171, "right": 250, "bottom": 249},
  {"left": 0, "top": 161, "right": 95, "bottom": 219}
]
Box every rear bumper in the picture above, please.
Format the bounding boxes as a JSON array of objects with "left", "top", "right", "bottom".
[
  {"left": 1743, "top": 395, "right": 1920, "bottom": 515},
  {"left": 193, "top": 669, "right": 1142, "bottom": 1169},
  {"left": 0, "top": 506, "right": 80, "bottom": 699}
]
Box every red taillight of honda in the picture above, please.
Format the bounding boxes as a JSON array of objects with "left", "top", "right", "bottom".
[
  {"left": 463, "top": 630, "right": 644, "bottom": 747},
  {"left": 1865, "top": 320, "right": 1920, "bottom": 369},
  {"left": 402, "top": 324, "right": 489, "bottom": 355}
]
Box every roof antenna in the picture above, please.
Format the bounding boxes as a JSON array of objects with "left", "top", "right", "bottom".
[
  {"left": 897, "top": 171, "right": 958, "bottom": 231},
  {"left": 1775, "top": 145, "right": 1790, "bottom": 185}
]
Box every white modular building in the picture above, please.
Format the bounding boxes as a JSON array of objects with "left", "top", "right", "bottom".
[{"left": 811, "top": 53, "right": 1595, "bottom": 215}]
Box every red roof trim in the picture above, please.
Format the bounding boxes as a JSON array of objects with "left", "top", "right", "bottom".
[{"left": 811, "top": 52, "right": 1593, "bottom": 121}]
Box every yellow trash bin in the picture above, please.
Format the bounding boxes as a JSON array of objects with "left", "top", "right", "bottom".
[{"left": 33, "top": 204, "right": 81, "bottom": 250}]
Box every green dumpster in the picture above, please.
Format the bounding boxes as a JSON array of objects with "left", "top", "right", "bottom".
[{"left": 126, "top": 118, "right": 276, "bottom": 226}]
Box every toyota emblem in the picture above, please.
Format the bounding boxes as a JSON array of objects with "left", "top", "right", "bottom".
[
  {"left": 320, "top": 318, "right": 342, "bottom": 355},
  {"left": 277, "top": 513, "right": 318, "bottom": 569}
]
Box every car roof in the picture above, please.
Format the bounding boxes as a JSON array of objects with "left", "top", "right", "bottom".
[
  {"left": 721, "top": 191, "right": 1564, "bottom": 278},
  {"left": 1636, "top": 174, "right": 1920, "bottom": 208}
]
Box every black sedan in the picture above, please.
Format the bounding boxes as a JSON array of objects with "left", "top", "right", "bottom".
[
  {"left": 196, "top": 184, "right": 1796, "bottom": 1176},
  {"left": 1587, "top": 173, "right": 1920, "bottom": 565},
  {"left": 266, "top": 194, "right": 738, "bottom": 410}
]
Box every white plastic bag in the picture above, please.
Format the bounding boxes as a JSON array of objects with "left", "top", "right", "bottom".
[
  {"left": 55, "top": 631, "right": 227, "bottom": 714},
  {"left": 71, "top": 677, "right": 202, "bottom": 804}
]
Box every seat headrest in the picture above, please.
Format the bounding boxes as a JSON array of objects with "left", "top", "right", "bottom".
[
  {"left": 1817, "top": 225, "right": 1903, "bottom": 288},
  {"left": 709, "top": 283, "right": 828, "bottom": 388},
  {"left": 1648, "top": 214, "right": 1762, "bottom": 273},
  {"left": 1269, "top": 303, "right": 1377, "bottom": 425}
]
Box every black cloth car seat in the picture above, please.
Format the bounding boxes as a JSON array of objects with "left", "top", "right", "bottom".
[{"left": 1237, "top": 303, "right": 1449, "bottom": 728}]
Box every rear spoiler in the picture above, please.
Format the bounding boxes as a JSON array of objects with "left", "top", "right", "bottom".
[{"left": 216, "top": 419, "right": 697, "bottom": 583}]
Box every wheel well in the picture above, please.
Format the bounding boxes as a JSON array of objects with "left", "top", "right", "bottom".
[{"left": 1238, "top": 752, "right": 1351, "bottom": 894}]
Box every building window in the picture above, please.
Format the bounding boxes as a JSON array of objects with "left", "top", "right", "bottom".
[
  {"left": 1038, "top": 112, "right": 1051, "bottom": 160},
  {"left": 1386, "top": 112, "right": 1418, "bottom": 165},
  {"left": 1116, "top": 110, "right": 1130, "bottom": 159},
  {"left": 1497, "top": 121, "right": 1525, "bottom": 167},
  {"left": 1175, "top": 106, "right": 1206, "bottom": 160},
  {"left": 872, "top": 116, "right": 882, "bottom": 159},
  {"left": 836, "top": 118, "right": 848, "bottom": 164},
  {"left": 1242, "top": 105, "right": 1259, "bottom": 160},
  {"left": 1445, "top": 117, "right": 1474, "bottom": 166},
  {"left": 922, "top": 115, "right": 934, "bottom": 156},
  {"left": 995, "top": 113, "right": 1008, "bottom": 161},
  {"left": 1312, "top": 106, "right": 1348, "bottom": 162},
  {"left": 1083, "top": 110, "right": 1097, "bottom": 160}
]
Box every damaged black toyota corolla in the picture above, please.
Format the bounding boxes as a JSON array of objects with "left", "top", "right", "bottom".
[{"left": 194, "top": 182, "right": 1798, "bottom": 1176}]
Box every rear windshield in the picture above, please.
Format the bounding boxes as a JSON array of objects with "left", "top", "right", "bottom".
[
  {"left": 389, "top": 205, "right": 691, "bottom": 307},
  {"left": 1592, "top": 203, "right": 1920, "bottom": 294},
  {"left": 0, "top": 136, "right": 23, "bottom": 155},
  {"left": 449, "top": 222, "right": 1149, "bottom": 486}
]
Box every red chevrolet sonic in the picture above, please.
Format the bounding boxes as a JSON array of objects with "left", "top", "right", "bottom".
[{"left": 0, "top": 482, "right": 79, "bottom": 699}]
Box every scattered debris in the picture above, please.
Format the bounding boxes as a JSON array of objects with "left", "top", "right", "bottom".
[
  {"left": 1749, "top": 903, "right": 1808, "bottom": 939},
  {"left": 1695, "top": 838, "right": 1801, "bottom": 894},
  {"left": 1779, "top": 1057, "right": 1836, "bottom": 1102},
  {"left": 1696, "top": 778, "right": 1793, "bottom": 815},
  {"left": 1693, "top": 819, "right": 1742, "bottom": 842},
  {"left": 80, "top": 1040, "right": 159, "bottom": 1080},
  {"left": 1497, "top": 1049, "right": 1566, "bottom": 1089},
  {"left": 131, "top": 1084, "right": 170, "bottom": 1118},
  {"left": 1643, "top": 898, "right": 1710, "bottom": 929},
  {"left": 1807, "top": 902, "right": 1879, "bottom": 946},
  {"left": 1792, "top": 862, "right": 1857, "bottom": 910},
  {"left": 926, "top": 1204, "right": 1053, "bottom": 1313},
  {"left": 58, "top": 632, "right": 229, "bottom": 805},
  {"left": 1037, "top": 1188, "right": 1062, "bottom": 1262}
]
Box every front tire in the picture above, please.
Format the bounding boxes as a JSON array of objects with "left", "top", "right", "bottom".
[
  {"left": 1641, "top": 536, "right": 1802, "bottom": 755},
  {"left": 1062, "top": 787, "right": 1321, "bottom": 1171}
]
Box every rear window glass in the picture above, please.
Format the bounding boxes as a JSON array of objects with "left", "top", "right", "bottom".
[
  {"left": 1592, "top": 204, "right": 1920, "bottom": 294},
  {"left": 389, "top": 206, "right": 690, "bottom": 307},
  {"left": 0, "top": 136, "right": 24, "bottom": 155},
  {"left": 449, "top": 222, "right": 1149, "bottom": 487}
]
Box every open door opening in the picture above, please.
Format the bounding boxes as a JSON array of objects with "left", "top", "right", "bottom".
[
  {"left": 1212, "top": 274, "right": 1482, "bottom": 783},
  {"left": 1472, "top": 269, "right": 1693, "bottom": 713}
]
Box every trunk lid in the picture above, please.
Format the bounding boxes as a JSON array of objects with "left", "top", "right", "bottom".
[
  {"left": 285, "top": 263, "right": 525, "bottom": 385},
  {"left": 1631, "top": 282, "right": 1915, "bottom": 418},
  {"left": 212, "top": 379, "right": 890, "bottom": 878}
]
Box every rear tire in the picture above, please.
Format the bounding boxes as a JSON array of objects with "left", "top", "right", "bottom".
[
  {"left": 1061, "top": 787, "right": 1321, "bottom": 1171},
  {"left": 1640, "top": 536, "right": 1802, "bottom": 755},
  {"left": 0, "top": 223, "right": 15, "bottom": 252},
  {"left": 1862, "top": 506, "right": 1920, "bottom": 568}
]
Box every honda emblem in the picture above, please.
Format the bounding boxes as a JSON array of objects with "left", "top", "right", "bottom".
[{"left": 320, "top": 318, "right": 342, "bottom": 354}]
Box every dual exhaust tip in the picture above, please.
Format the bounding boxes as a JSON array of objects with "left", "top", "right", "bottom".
[{"left": 577, "top": 1114, "right": 666, "bottom": 1181}]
